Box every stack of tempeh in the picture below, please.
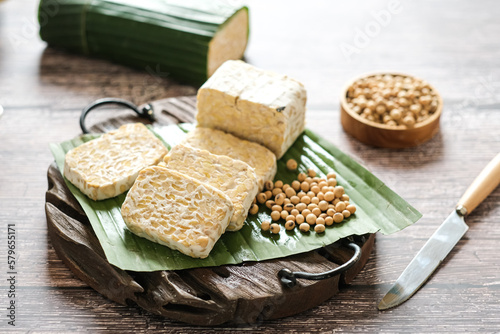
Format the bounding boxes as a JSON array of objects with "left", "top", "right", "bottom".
[{"left": 65, "top": 60, "right": 307, "bottom": 258}]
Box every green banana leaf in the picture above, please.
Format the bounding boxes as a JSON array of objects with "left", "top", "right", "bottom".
[{"left": 50, "top": 124, "right": 421, "bottom": 271}]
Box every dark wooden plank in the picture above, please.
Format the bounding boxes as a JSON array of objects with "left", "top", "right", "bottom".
[{"left": 45, "top": 120, "right": 375, "bottom": 325}]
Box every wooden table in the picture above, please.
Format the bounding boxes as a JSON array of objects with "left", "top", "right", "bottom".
[{"left": 1, "top": 0, "right": 499, "bottom": 332}]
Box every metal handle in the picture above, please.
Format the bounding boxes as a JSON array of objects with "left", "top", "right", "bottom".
[
  {"left": 80, "top": 98, "right": 155, "bottom": 134},
  {"left": 278, "top": 242, "right": 362, "bottom": 288}
]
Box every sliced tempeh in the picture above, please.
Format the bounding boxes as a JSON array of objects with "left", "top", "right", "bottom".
[
  {"left": 181, "top": 127, "right": 277, "bottom": 191},
  {"left": 64, "top": 123, "right": 168, "bottom": 200},
  {"left": 121, "top": 166, "right": 234, "bottom": 259},
  {"left": 164, "top": 144, "right": 259, "bottom": 231}
]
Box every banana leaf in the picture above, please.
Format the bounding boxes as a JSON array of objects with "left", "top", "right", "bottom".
[{"left": 49, "top": 124, "right": 421, "bottom": 271}]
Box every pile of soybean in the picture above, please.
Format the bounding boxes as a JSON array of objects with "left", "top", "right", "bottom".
[{"left": 249, "top": 162, "right": 356, "bottom": 234}]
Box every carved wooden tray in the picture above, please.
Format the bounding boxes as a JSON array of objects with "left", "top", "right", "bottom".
[{"left": 45, "top": 96, "right": 375, "bottom": 326}]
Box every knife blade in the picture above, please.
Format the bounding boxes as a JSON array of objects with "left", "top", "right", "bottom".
[{"left": 378, "top": 153, "right": 500, "bottom": 310}]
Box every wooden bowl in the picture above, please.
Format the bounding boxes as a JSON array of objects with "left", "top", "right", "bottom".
[{"left": 340, "top": 72, "right": 442, "bottom": 148}]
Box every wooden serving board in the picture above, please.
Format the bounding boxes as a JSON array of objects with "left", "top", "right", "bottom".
[{"left": 45, "top": 96, "right": 375, "bottom": 326}]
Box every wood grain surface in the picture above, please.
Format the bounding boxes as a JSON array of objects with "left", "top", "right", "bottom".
[{"left": 1, "top": 0, "right": 499, "bottom": 332}]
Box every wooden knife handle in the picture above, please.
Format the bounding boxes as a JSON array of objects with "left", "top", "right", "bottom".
[{"left": 457, "top": 152, "right": 500, "bottom": 215}]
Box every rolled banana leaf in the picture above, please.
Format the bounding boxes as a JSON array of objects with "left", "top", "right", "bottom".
[{"left": 38, "top": 0, "right": 249, "bottom": 85}]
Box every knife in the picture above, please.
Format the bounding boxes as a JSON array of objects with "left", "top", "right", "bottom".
[{"left": 378, "top": 152, "right": 500, "bottom": 310}]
